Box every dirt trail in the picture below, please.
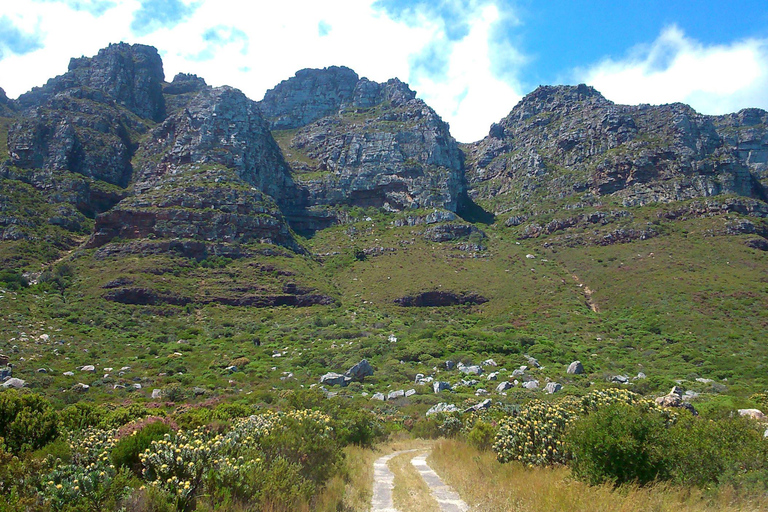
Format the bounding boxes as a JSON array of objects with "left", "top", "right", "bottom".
[
  {"left": 371, "top": 449, "right": 469, "bottom": 512},
  {"left": 571, "top": 273, "right": 600, "bottom": 312}
]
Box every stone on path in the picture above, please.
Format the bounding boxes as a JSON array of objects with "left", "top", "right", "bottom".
[
  {"left": 411, "top": 454, "right": 469, "bottom": 512},
  {"left": 370, "top": 449, "right": 421, "bottom": 512}
]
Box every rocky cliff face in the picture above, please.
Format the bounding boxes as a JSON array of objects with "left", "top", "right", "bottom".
[
  {"left": 16, "top": 43, "right": 165, "bottom": 121},
  {"left": 135, "top": 85, "right": 304, "bottom": 209},
  {"left": 3, "top": 44, "right": 161, "bottom": 217},
  {"left": 713, "top": 108, "right": 768, "bottom": 188},
  {"left": 263, "top": 68, "right": 466, "bottom": 216},
  {"left": 89, "top": 85, "right": 305, "bottom": 251},
  {"left": 259, "top": 66, "right": 359, "bottom": 130},
  {"left": 465, "top": 85, "right": 765, "bottom": 215}
]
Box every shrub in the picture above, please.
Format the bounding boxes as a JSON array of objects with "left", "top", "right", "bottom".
[
  {"left": 566, "top": 402, "right": 670, "bottom": 486},
  {"left": 59, "top": 403, "right": 104, "bottom": 430},
  {"left": 111, "top": 421, "right": 172, "bottom": 475},
  {"left": 0, "top": 269, "right": 28, "bottom": 290},
  {"left": 466, "top": 420, "right": 496, "bottom": 451},
  {"left": 335, "top": 409, "right": 385, "bottom": 447},
  {"left": 0, "top": 390, "right": 59, "bottom": 453},
  {"left": 494, "top": 399, "right": 577, "bottom": 466},
  {"left": 259, "top": 410, "right": 340, "bottom": 485},
  {"left": 664, "top": 414, "right": 768, "bottom": 488},
  {"left": 409, "top": 417, "right": 441, "bottom": 439}
]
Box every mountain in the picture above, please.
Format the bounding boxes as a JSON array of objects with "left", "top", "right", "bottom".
[
  {"left": 0, "top": 43, "right": 767, "bottom": 405},
  {"left": 464, "top": 84, "right": 766, "bottom": 218}
]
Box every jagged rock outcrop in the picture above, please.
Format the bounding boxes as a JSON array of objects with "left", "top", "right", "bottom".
[
  {"left": 135, "top": 86, "right": 304, "bottom": 210},
  {"left": 7, "top": 91, "right": 145, "bottom": 188},
  {"left": 259, "top": 66, "right": 359, "bottom": 130},
  {"left": 88, "top": 164, "right": 302, "bottom": 248},
  {"left": 0, "top": 87, "right": 15, "bottom": 116},
  {"left": 17, "top": 42, "right": 165, "bottom": 121},
  {"left": 465, "top": 84, "right": 765, "bottom": 213},
  {"left": 262, "top": 67, "right": 467, "bottom": 217},
  {"left": 163, "top": 73, "right": 211, "bottom": 114},
  {"left": 713, "top": 108, "right": 768, "bottom": 188}
]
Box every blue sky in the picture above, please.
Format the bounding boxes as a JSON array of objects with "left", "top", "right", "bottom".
[{"left": 1, "top": 0, "right": 767, "bottom": 141}]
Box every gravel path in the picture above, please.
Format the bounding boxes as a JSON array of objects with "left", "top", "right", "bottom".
[{"left": 370, "top": 449, "right": 469, "bottom": 512}]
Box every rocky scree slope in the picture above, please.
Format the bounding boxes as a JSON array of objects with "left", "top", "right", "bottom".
[
  {"left": 259, "top": 66, "right": 467, "bottom": 221},
  {"left": 464, "top": 85, "right": 766, "bottom": 217}
]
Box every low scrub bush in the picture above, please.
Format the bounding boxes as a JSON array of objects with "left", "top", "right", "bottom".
[
  {"left": 0, "top": 390, "right": 59, "bottom": 453},
  {"left": 111, "top": 421, "right": 173, "bottom": 475},
  {"left": 567, "top": 402, "right": 670, "bottom": 485}
]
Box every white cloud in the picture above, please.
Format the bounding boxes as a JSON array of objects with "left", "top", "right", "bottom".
[
  {"left": 577, "top": 26, "right": 768, "bottom": 114},
  {"left": 0, "top": 0, "right": 526, "bottom": 142}
]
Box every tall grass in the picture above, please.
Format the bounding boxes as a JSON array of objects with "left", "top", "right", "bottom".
[{"left": 428, "top": 439, "right": 768, "bottom": 512}]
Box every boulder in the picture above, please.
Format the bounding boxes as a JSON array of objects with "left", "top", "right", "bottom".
[
  {"left": 225, "top": 366, "right": 238, "bottom": 373},
  {"left": 345, "top": 359, "right": 373, "bottom": 381},
  {"left": 610, "top": 375, "right": 629, "bottom": 384},
  {"left": 320, "top": 372, "right": 350, "bottom": 387},
  {"left": 0, "top": 367, "right": 11, "bottom": 380},
  {"left": 72, "top": 383, "right": 90, "bottom": 392},
  {"left": 482, "top": 359, "right": 498, "bottom": 367},
  {"left": 475, "top": 389, "right": 489, "bottom": 396},
  {"left": 0, "top": 355, "right": 9, "bottom": 366},
  {"left": 372, "top": 392, "right": 386, "bottom": 401},
  {"left": 738, "top": 409, "right": 766, "bottom": 421},
  {"left": 522, "top": 380, "right": 539, "bottom": 390},
  {"left": 445, "top": 360, "right": 455, "bottom": 370},
  {"left": 405, "top": 389, "right": 416, "bottom": 397},
  {"left": 151, "top": 389, "right": 162, "bottom": 399},
  {"left": 416, "top": 376, "right": 434, "bottom": 385},
  {"left": 415, "top": 373, "right": 425, "bottom": 383},
  {"left": 511, "top": 369, "right": 525, "bottom": 377},
  {"left": 464, "top": 399, "right": 492, "bottom": 413},
  {"left": 426, "top": 403, "right": 460, "bottom": 416},
  {"left": 496, "top": 381, "right": 515, "bottom": 393},
  {"left": 487, "top": 372, "right": 499, "bottom": 381},
  {"left": 669, "top": 386, "right": 684, "bottom": 397},
  {"left": 433, "top": 381, "right": 452, "bottom": 393},
  {"left": 524, "top": 355, "right": 541, "bottom": 368},
  {"left": 37, "top": 368, "right": 47, "bottom": 373},
  {"left": 81, "top": 365, "right": 96, "bottom": 373},
  {"left": 566, "top": 361, "right": 584, "bottom": 374},
  {"left": 544, "top": 382, "right": 562, "bottom": 394},
  {"left": 387, "top": 389, "right": 405, "bottom": 400},
  {"left": 192, "top": 387, "right": 207, "bottom": 396},
  {"left": 63, "top": 371, "right": 75, "bottom": 376},
  {"left": 459, "top": 365, "right": 483, "bottom": 375},
  {"left": 2, "top": 377, "right": 25, "bottom": 389}
]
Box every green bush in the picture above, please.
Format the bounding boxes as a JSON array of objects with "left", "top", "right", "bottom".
[
  {"left": 567, "top": 402, "right": 669, "bottom": 486},
  {"left": 664, "top": 415, "right": 768, "bottom": 488},
  {"left": 259, "top": 410, "right": 340, "bottom": 486},
  {"left": 0, "top": 390, "right": 59, "bottom": 453},
  {"left": 0, "top": 270, "right": 28, "bottom": 290},
  {"left": 466, "top": 420, "right": 496, "bottom": 451},
  {"left": 111, "top": 422, "right": 172, "bottom": 475},
  {"left": 409, "top": 417, "right": 441, "bottom": 439},
  {"left": 59, "top": 403, "right": 104, "bottom": 430},
  {"left": 335, "top": 409, "right": 385, "bottom": 447}
]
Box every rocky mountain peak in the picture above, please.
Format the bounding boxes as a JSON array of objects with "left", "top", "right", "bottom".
[
  {"left": 136, "top": 85, "right": 304, "bottom": 210},
  {"left": 0, "top": 86, "right": 8, "bottom": 105},
  {"left": 17, "top": 42, "right": 165, "bottom": 121},
  {"left": 258, "top": 66, "right": 360, "bottom": 129},
  {"left": 164, "top": 73, "right": 209, "bottom": 95},
  {"left": 501, "top": 84, "right": 611, "bottom": 126}
]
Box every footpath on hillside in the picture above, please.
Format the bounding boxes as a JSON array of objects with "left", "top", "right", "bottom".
[{"left": 371, "top": 449, "right": 469, "bottom": 512}]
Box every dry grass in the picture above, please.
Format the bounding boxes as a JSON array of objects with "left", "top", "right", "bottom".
[
  {"left": 314, "top": 434, "right": 434, "bottom": 512},
  {"left": 390, "top": 449, "right": 439, "bottom": 512},
  {"left": 428, "top": 439, "right": 768, "bottom": 512}
]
